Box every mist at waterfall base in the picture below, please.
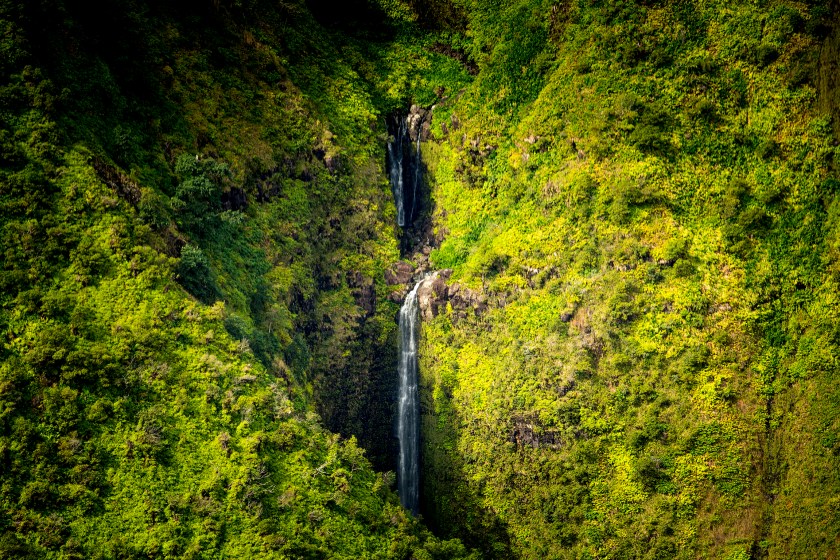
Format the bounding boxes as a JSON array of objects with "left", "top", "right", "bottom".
[
  {"left": 397, "top": 281, "right": 421, "bottom": 514},
  {"left": 387, "top": 114, "right": 421, "bottom": 228}
]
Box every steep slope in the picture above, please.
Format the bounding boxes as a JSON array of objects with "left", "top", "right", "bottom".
[
  {"left": 414, "top": 1, "right": 840, "bottom": 558},
  {"left": 3, "top": 0, "right": 840, "bottom": 558},
  {"left": 0, "top": 0, "right": 474, "bottom": 557}
]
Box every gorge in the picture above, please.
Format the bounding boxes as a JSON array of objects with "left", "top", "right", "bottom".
[{"left": 389, "top": 107, "right": 428, "bottom": 516}]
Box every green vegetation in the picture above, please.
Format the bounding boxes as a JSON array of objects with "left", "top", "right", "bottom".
[
  {"left": 416, "top": 0, "right": 840, "bottom": 558},
  {"left": 0, "top": 0, "right": 474, "bottom": 557},
  {"left": 1, "top": 0, "right": 839, "bottom": 558}
]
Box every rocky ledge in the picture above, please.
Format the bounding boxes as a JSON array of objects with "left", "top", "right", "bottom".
[{"left": 386, "top": 264, "right": 487, "bottom": 321}]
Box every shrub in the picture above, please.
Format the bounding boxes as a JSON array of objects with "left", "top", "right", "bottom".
[
  {"left": 171, "top": 154, "right": 231, "bottom": 238},
  {"left": 175, "top": 244, "right": 220, "bottom": 303}
]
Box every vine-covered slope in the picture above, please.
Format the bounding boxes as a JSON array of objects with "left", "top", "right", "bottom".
[{"left": 415, "top": 1, "right": 840, "bottom": 558}]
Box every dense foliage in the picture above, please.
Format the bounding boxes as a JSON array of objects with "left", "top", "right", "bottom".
[
  {"left": 2, "top": 0, "right": 839, "bottom": 558},
  {"left": 0, "top": 0, "right": 474, "bottom": 557},
  {"left": 415, "top": 0, "right": 840, "bottom": 558}
]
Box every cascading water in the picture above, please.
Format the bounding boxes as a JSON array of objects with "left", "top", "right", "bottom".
[
  {"left": 387, "top": 116, "right": 407, "bottom": 227},
  {"left": 389, "top": 107, "right": 428, "bottom": 514},
  {"left": 411, "top": 134, "right": 421, "bottom": 224},
  {"left": 397, "top": 280, "right": 422, "bottom": 514},
  {"left": 387, "top": 113, "right": 423, "bottom": 229}
]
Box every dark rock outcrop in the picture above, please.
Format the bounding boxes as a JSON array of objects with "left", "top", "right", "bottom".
[
  {"left": 221, "top": 187, "right": 247, "bottom": 211},
  {"left": 412, "top": 270, "right": 487, "bottom": 321},
  {"left": 407, "top": 104, "right": 433, "bottom": 142},
  {"left": 510, "top": 416, "right": 562, "bottom": 449},
  {"left": 385, "top": 261, "right": 414, "bottom": 285},
  {"left": 92, "top": 157, "right": 141, "bottom": 206}
]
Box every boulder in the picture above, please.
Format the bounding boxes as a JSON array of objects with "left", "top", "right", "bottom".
[
  {"left": 406, "top": 270, "right": 489, "bottom": 321},
  {"left": 385, "top": 261, "right": 414, "bottom": 285},
  {"left": 416, "top": 273, "right": 448, "bottom": 320}
]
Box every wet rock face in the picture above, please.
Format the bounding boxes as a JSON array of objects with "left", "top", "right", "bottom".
[
  {"left": 385, "top": 264, "right": 488, "bottom": 321},
  {"left": 411, "top": 270, "right": 487, "bottom": 321},
  {"left": 407, "top": 104, "right": 432, "bottom": 142}
]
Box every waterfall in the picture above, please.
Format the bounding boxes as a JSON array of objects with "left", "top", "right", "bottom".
[
  {"left": 387, "top": 117, "right": 407, "bottom": 227},
  {"left": 387, "top": 113, "right": 422, "bottom": 228},
  {"left": 390, "top": 107, "right": 427, "bottom": 513},
  {"left": 397, "top": 279, "right": 422, "bottom": 514},
  {"left": 411, "top": 134, "right": 421, "bottom": 224}
]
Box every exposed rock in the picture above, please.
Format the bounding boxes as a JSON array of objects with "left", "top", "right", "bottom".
[
  {"left": 447, "top": 283, "right": 460, "bottom": 298},
  {"left": 324, "top": 154, "right": 341, "bottom": 173},
  {"left": 92, "top": 157, "right": 141, "bottom": 206},
  {"left": 416, "top": 273, "right": 449, "bottom": 320},
  {"left": 407, "top": 104, "right": 433, "bottom": 142},
  {"left": 410, "top": 270, "right": 489, "bottom": 322},
  {"left": 420, "top": 121, "right": 431, "bottom": 142},
  {"left": 557, "top": 379, "right": 576, "bottom": 397},
  {"left": 388, "top": 290, "right": 408, "bottom": 303},
  {"left": 449, "top": 285, "right": 487, "bottom": 318},
  {"left": 570, "top": 307, "right": 604, "bottom": 358},
  {"left": 385, "top": 261, "right": 414, "bottom": 285},
  {"left": 479, "top": 144, "right": 497, "bottom": 157},
  {"left": 510, "top": 416, "right": 562, "bottom": 449},
  {"left": 612, "top": 262, "right": 636, "bottom": 272}
]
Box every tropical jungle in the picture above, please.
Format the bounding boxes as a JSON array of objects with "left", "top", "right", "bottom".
[{"left": 1, "top": 0, "right": 839, "bottom": 558}]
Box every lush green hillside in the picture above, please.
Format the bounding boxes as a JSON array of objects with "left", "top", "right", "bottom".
[
  {"left": 2, "top": 0, "right": 839, "bottom": 558},
  {"left": 0, "top": 0, "right": 473, "bottom": 557},
  {"left": 414, "top": 0, "right": 840, "bottom": 558}
]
